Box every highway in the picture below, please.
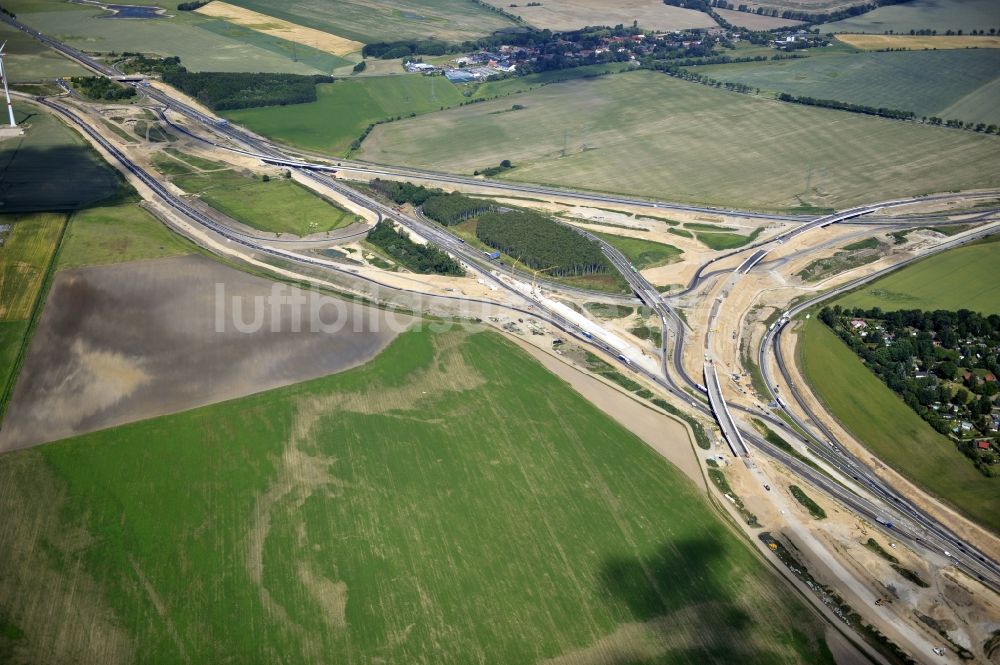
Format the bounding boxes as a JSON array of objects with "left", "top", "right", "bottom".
[
  {"left": 704, "top": 362, "right": 750, "bottom": 457},
  {"left": 695, "top": 191, "right": 1000, "bottom": 587},
  {"left": 10, "top": 8, "right": 1000, "bottom": 598},
  {"left": 756, "top": 222, "right": 1000, "bottom": 587}
]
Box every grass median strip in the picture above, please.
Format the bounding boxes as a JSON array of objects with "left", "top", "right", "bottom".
[{"left": 789, "top": 485, "right": 827, "bottom": 520}]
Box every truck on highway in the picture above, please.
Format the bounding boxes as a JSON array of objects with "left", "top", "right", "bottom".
[
  {"left": 617, "top": 354, "right": 631, "bottom": 365},
  {"left": 875, "top": 516, "right": 894, "bottom": 529}
]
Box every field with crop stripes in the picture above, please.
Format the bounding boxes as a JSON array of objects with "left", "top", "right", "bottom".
[
  {"left": 821, "top": 0, "right": 1000, "bottom": 34},
  {"left": 0, "top": 329, "right": 835, "bottom": 663},
  {"left": 361, "top": 71, "right": 1000, "bottom": 211},
  {"left": 699, "top": 49, "right": 1000, "bottom": 126}
]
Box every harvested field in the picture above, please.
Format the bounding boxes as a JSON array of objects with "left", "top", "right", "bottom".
[
  {"left": 362, "top": 71, "right": 1000, "bottom": 210},
  {"left": 481, "top": 0, "right": 716, "bottom": 32},
  {"left": 715, "top": 8, "right": 804, "bottom": 29},
  {"left": 195, "top": 1, "right": 363, "bottom": 56},
  {"left": 835, "top": 34, "right": 1000, "bottom": 51},
  {"left": 0, "top": 254, "right": 409, "bottom": 449},
  {"left": 227, "top": 0, "right": 519, "bottom": 44},
  {"left": 0, "top": 328, "right": 835, "bottom": 663}
]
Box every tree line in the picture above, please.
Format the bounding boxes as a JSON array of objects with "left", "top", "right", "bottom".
[
  {"left": 366, "top": 220, "right": 465, "bottom": 276},
  {"left": 160, "top": 72, "right": 333, "bottom": 111},
  {"left": 664, "top": 0, "right": 909, "bottom": 24},
  {"left": 777, "top": 93, "right": 999, "bottom": 132},
  {"left": 777, "top": 93, "right": 916, "bottom": 121},
  {"left": 475, "top": 211, "right": 612, "bottom": 277},
  {"left": 651, "top": 62, "right": 757, "bottom": 94}
]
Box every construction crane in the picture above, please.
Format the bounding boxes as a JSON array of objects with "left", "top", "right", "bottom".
[
  {"left": 509, "top": 254, "right": 522, "bottom": 281},
  {"left": 531, "top": 266, "right": 558, "bottom": 293}
]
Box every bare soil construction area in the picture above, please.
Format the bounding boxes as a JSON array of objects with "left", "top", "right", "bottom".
[{"left": 0, "top": 255, "right": 409, "bottom": 450}]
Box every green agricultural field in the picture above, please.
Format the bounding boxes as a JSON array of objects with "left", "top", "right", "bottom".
[
  {"left": 163, "top": 148, "right": 225, "bottom": 171},
  {"left": 13, "top": 1, "right": 331, "bottom": 74},
  {"left": 798, "top": 317, "right": 999, "bottom": 532},
  {"left": 836, "top": 235, "right": 1000, "bottom": 314},
  {"left": 593, "top": 231, "right": 682, "bottom": 269},
  {"left": 226, "top": 0, "right": 519, "bottom": 44},
  {"left": 150, "top": 151, "right": 196, "bottom": 176},
  {"left": 471, "top": 62, "right": 635, "bottom": 99},
  {"left": 696, "top": 228, "right": 764, "bottom": 250},
  {"left": 0, "top": 328, "right": 835, "bottom": 663},
  {"left": 699, "top": 49, "right": 1000, "bottom": 126},
  {"left": 0, "top": 212, "right": 65, "bottom": 420},
  {"left": 821, "top": 0, "right": 1000, "bottom": 34},
  {"left": 684, "top": 222, "right": 738, "bottom": 231},
  {"left": 170, "top": 169, "right": 360, "bottom": 236},
  {"left": 0, "top": 214, "right": 64, "bottom": 321},
  {"left": 361, "top": 71, "right": 1000, "bottom": 211},
  {"left": 225, "top": 76, "right": 465, "bottom": 155},
  {"left": 0, "top": 104, "right": 124, "bottom": 212},
  {"left": 0, "top": 20, "right": 88, "bottom": 80},
  {"left": 58, "top": 204, "right": 196, "bottom": 270},
  {"left": 0, "top": 321, "right": 27, "bottom": 413}
]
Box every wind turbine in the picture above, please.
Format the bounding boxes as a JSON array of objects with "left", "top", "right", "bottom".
[{"left": 0, "top": 42, "right": 16, "bottom": 128}]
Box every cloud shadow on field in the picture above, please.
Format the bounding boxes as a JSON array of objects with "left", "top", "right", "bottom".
[
  {"left": 585, "top": 535, "right": 801, "bottom": 664},
  {"left": 0, "top": 146, "right": 127, "bottom": 213}
]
